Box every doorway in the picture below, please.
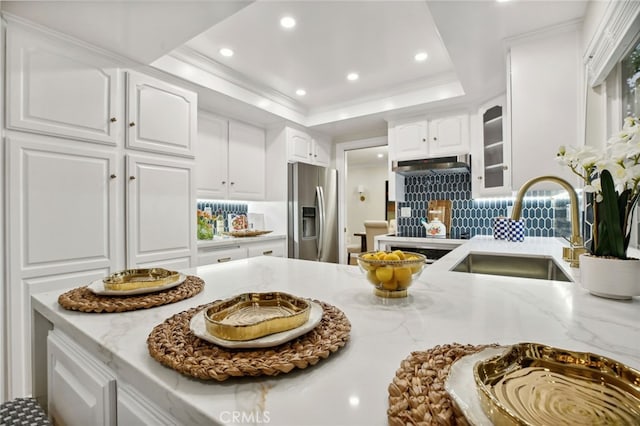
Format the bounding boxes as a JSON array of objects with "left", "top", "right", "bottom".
[{"left": 336, "top": 136, "right": 388, "bottom": 264}]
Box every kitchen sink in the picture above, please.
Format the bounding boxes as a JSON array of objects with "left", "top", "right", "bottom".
[{"left": 451, "top": 253, "right": 572, "bottom": 282}]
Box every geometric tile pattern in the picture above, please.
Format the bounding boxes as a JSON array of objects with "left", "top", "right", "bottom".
[{"left": 396, "top": 171, "right": 577, "bottom": 240}]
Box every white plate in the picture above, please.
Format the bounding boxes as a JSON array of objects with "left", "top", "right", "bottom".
[
  {"left": 87, "top": 273, "right": 187, "bottom": 296},
  {"left": 444, "top": 346, "right": 509, "bottom": 426},
  {"left": 189, "top": 301, "right": 323, "bottom": 349}
]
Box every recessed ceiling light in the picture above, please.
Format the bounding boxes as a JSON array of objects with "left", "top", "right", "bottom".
[
  {"left": 414, "top": 52, "right": 428, "bottom": 62},
  {"left": 347, "top": 72, "right": 359, "bottom": 81},
  {"left": 280, "top": 16, "right": 296, "bottom": 29},
  {"left": 377, "top": 153, "right": 384, "bottom": 158},
  {"left": 296, "top": 89, "right": 306, "bottom": 96},
  {"left": 219, "top": 48, "right": 234, "bottom": 57}
]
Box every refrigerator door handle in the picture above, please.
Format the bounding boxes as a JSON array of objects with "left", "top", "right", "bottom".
[{"left": 316, "top": 185, "right": 326, "bottom": 261}]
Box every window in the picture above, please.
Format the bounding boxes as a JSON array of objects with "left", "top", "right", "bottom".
[{"left": 621, "top": 37, "right": 640, "bottom": 119}]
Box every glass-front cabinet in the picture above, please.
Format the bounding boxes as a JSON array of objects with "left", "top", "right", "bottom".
[{"left": 472, "top": 95, "right": 511, "bottom": 197}]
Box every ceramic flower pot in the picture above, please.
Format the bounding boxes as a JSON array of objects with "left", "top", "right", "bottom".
[{"left": 579, "top": 253, "right": 640, "bottom": 300}]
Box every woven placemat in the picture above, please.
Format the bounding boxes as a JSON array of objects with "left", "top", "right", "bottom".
[
  {"left": 147, "top": 300, "right": 351, "bottom": 381},
  {"left": 58, "top": 276, "right": 204, "bottom": 313},
  {"left": 388, "top": 343, "right": 498, "bottom": 426}
]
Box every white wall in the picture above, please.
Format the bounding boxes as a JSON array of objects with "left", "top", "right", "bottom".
[{"left": 345, "top": 164, "right": 387, "bottom": 246}]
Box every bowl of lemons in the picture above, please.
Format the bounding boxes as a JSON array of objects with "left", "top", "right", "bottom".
[{"left": 356, "top": 250, "right": 427, "bottom": 298}]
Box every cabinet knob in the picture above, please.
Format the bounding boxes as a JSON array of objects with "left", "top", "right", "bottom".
[
  {"left": 314, "top": 154, "right": 318, "bottom": 157},
  {"left": 230, "top": 182, "right": 235, "bottom": 185},
  {"left": 129, "top": 122, "right": 136, "bottom": 127},
  {"left": 110, "top": 174, "right": 117, "bottom": 179},
  {"left": 129, "top": 176, "right": 136, "bottom": 180},
  {"left": 477, "top": 176, "right": 483, "bottom": 180},
  {"left": 502, "top": 165, "right": 509, "bottom": 170},
  {"left": 308, "top": 152, "right": 313, "bottom": 156},
  {"left": 433, "top": 137, "right": 437, "bottom": 141},
  {"left": 422, "top": 138, "right": 426, "bottom": 142},
  {"left": 110, "top": 117, "right": 117, "bottom": 123},
  {"left": 222, "top": 181, "right": 226, "bottom": 185}
]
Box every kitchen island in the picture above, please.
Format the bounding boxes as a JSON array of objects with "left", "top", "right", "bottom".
[{"left": 31, "top": 237, "right": 640, "bottom": 425}]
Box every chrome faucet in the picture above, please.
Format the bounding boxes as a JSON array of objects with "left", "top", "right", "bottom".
[{"left": 511, "top": 175, "right": 586, "bottom": 267}]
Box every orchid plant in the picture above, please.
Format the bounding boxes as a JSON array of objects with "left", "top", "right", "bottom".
[{"left": 556, "top": 116, "right": 640, "bottom": 259}]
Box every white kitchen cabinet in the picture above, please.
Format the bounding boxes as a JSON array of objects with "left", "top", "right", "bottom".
[
  {"left": 508, "top": 26, "right": 581, "bottom": 190},
  {"left": 198, "top": 246, "right": 248, "bottom": 266},
  {"left": 228, "top": 120, "right": 266, "bottom": 199},
  {"left": 428, "top": 114, "right": 470, "bottom": 156},
  {"left": 389, "top": 119, "right": 428, "bottom": 160},
  {"left": 126, "top": 153, "right": 196, "bottom": 267},
  {"left": 6, "top": 18, "right": 121, "bottom": 146},
  {"left": 472, "top": 96, "right": 512, "bottom": 197},
  {"left": 196, "top": 113, "right": 228, "bottom": 199},
  {"left": 117, "top": 383, "right": 179, "bottom": 426},
  {"left": 126, "top": 71, "right": 197, "bottom": 158},
  {"left": 246, "top": 239, "right": 286, "bottom": 257},
  {"left": 286, "top": 127, "right": 330, "bottom": 166},
  {"left": 48, "top": 330, "right": 116, "bottom": 426},
  {"left": 196, "top": 113, "right": 265, "bottom": 200}
]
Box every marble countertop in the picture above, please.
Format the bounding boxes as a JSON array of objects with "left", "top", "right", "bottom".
[
  {"left": 197, "top": 233, "right": 285, "bottom": 249},
  {"left": 32, "top": 237, "right": 640, "bottom": 425}
]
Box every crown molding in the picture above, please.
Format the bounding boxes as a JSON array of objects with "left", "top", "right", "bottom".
[{"left": 584, "top": 0, "right": 640, "bottom": 87}]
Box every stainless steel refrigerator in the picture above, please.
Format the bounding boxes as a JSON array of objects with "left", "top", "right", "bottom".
[{"left": 287, "top": 162, "right": 338, "bottom": 263}]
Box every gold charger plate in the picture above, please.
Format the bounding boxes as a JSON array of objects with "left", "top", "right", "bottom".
[
  {"left": 223, "top": 230, "right": 273, "bottom": 238},
  {"left": 474, "top": 342, "right": 640, "bottom": 425},
  {"left": 204, "top": 292, "right": 311, "bottom": 341}
]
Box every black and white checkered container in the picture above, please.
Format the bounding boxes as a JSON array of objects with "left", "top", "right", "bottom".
[
  {"left": 493, "top": 217, "right": 509, "bottom": 240},
  {"left": 508, "top": 219, "right": 525, "bottom": 242},
  {"left": 0, "top": 397, "right": 50, "bottom": 425}
]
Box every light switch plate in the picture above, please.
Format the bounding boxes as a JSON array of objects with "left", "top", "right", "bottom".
[{"left": 400, "top": 207, "right": 411, "bottom": 217}]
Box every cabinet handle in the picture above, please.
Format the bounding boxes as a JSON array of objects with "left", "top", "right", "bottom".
[
  {"left": 477, "top": 176, "right": 483, "bottom": 180},
  {"left": 110, "top": 174, "right": 117, "bottom": 179},
  {"left": 129, "top": 122, "right": 136, "bottom": 127},
  {"left": 230, "top": 182, "right": 235, "bottom": 185},
  {"left": 129, "top": 176, "right": 136, "bottom": 180},
  {"left": 110, "top": 117, "right": 117, "bottom": 123},
  {"left": 217, "top": 257, "right": 231, "bottom": 263},
  {"left": 262, "top": 250, "right": 273, "bottom": 255},
  {"left": 502, "top": 165, "right": 509, "bottom": 170},
  {"left": 222, "top": 181, "right": 226, "bottom": 184}
]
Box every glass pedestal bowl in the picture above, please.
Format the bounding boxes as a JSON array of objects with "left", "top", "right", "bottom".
[{"left": 356, "top": 250, "right": 427, "bottom": 298}]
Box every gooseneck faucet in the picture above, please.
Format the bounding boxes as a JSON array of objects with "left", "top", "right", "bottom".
[{"left": 511, "top": 175, "right": 586, "bottom": 267}]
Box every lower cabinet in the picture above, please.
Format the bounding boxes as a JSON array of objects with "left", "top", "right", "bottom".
[
  {"left": 47, "top": 329, "right": 178, "bottom": 426},
  {"left": 197, "top": 237, "right": 286, "bottom": 266}
]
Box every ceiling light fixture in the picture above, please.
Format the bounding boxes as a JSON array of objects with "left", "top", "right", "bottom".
[
  {"left": 280, "top": 16, "right": 296, "bottom": 29},
  {"left": 377, "top": 153, "right": 384, "bottom": 158},
  {"left": 219, "top": 48, "right": 234, "bottom": 57},
  {"left": 414, "top": 52, "right": 428, "bottom": 62},
  {"left": 347, "top": 72, "right": 359, "bottom": 81},
  {"left": 295, "top": 89, "right": 306, "bottom": 96}
]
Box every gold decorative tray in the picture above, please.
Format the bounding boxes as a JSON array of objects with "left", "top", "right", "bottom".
[
  {"left": 204, "top": 292, "right": 310, "bottom": 341},
  {"left": 103, "top": 268, "right": 180, "bottom": 291},
  {"left": 474, "top": 342, "right": 640, "bottom": 425},
  {"left": 223, "top": 230, "right": 273, "bottom": 238}
]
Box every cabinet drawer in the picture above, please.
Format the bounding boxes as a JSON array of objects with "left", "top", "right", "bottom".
[
  {"left": 247, "top": 241, "right": 285, "bottom": 258},
  {"left": 198, "top": 247, "right": 247, "bottom": 266}
]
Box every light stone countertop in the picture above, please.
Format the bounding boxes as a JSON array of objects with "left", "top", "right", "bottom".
[
  {"left": 32, "top": 236, "right": 640, "bottom": 425},
  {"left": 197, "top": 233, "right": 286, "bottom": 249}
]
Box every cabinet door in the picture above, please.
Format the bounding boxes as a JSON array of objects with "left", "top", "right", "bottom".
[
  {"left": 196, "top": 113, "right": 229, "bottom": 199},
  {"left": 48, "top": 330, "right": 116, "bottom": 426},
  {"left": 126, "top": 154, "right": 195, "bottom": 267},
  {"left": 391, "top": 120, "right": 428, "bottom": 160},
  {"left": 126, "top": 71, "right": 197, "bottom": 158},
  {"left": 7, "top": 137, "right": 119, "bottom": 276},
  {"left": 6, "top": 22, "right": 120, "bottom": 145},
  {"left": 312, "top": 136, "right": 331, "bottom": 167},
  {"left": 228, "top": 120, "right": 265, "bottom": 200},
  {"left": 287, "top": 127, "right": 313, "bottom": 163},
  {"left": 472, "top": 97, "right": 511, "bottom": 197},
  {"left": 197, "top": 247, "right": 247, "bottom": 266},
  {"left": 117, "top": 383, "right": 179, "bottom": 426},
  {"left": 429, "top": 115, "right": 470, "bottom": 156}
]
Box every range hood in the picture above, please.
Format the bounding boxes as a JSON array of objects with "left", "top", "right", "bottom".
[{"left": 392, "top": 154, "right": 471, "bottom": 175}]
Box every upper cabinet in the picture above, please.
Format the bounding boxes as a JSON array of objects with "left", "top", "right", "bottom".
[
  {"left": 126, "top": 71, "right": 197, "bottom": 158},
  {"left": 196, "top": 113, "right": 266, "bottom": 201},
  {"left": 389, "top": 114, "right": 469, "bottom": 161},
  {"left": 472, "top": 96, "right": 511, "bottom": 197},
  {"left": 286, "top": 127, "right": 330, "bottom": 167},
  {"left": 6, "top": 21, "right": 121, "bottom": 145}
]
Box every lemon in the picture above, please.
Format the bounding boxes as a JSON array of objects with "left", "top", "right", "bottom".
[
  {"left": 395, "top": 266, "right": 412, "bottom": 288},
  {"left": 410, "top": 262, "right": 423, "bottom": 274},
  {"left": 381, "top": 277, "right": 398, "bottom": 291},
  {"left": 392, "top": 250, "right": 406, "bottom": 260},
  {"left": 376, "top": 251, "right": 387, "bottom": 260},
  {"left": 375, "top": 265, "right": 394, "bottom": 283},
  {"left": 367, "top": 270, "right": 380, "bottom": 285},
  {"left": 383, "top": 253, "right": 401, "bottom": 261}
]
